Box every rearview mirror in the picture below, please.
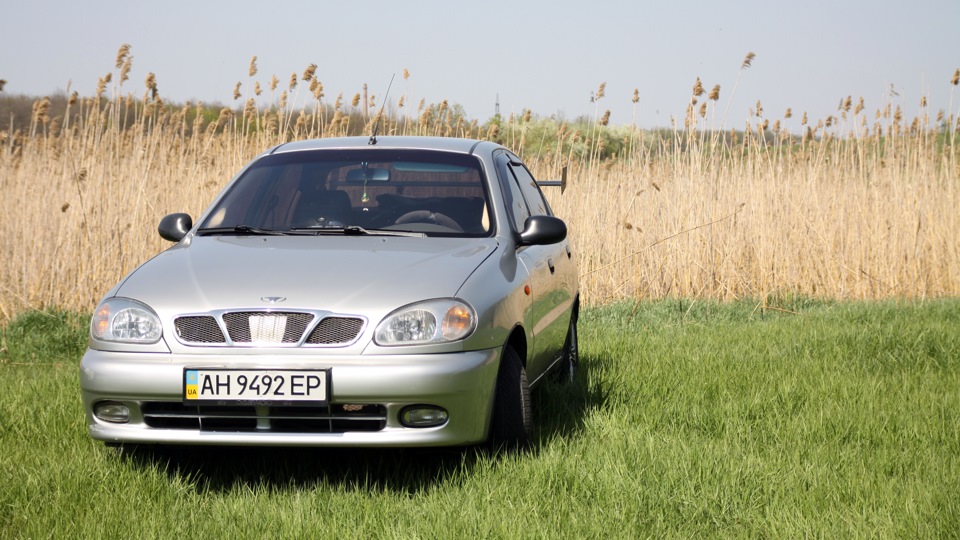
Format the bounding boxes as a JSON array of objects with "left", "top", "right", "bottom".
[{"left": 345, "top": 167, "right": 391, "bottom": 182}]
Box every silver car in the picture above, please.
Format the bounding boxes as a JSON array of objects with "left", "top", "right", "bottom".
[{"left": 80, "top": 136, "right": 578, "bottom": 448}]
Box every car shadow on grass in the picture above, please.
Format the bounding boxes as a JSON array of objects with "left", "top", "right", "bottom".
[
  {"left": 532, "top": 352, "right": 608, "bottom": 445},
  {"left": 114, "top": 354, "right": 606, "bottom": 494}
]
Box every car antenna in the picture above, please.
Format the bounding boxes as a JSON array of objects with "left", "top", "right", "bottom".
[{"left": 368, "top": 74, "right": 396, "bottom": 145}]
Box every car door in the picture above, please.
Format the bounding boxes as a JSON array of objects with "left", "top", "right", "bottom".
[{"left": 497, "top": 152, "right": 576, "bottom": 382}]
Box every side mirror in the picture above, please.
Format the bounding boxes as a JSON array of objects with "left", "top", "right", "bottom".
[
  {"left": 158, "top": 213, "right": 193, "bottom": 242},
  {"left": 518, "top": 215, "right": 567, "bottom": 246}
]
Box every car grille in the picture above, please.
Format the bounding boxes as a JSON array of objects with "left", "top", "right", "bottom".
[
  {"left": 222, "top": 312, "right": 315, "bottom": 343},
  {"left": 173, "top": 312, "right": 365, "bottom": 347},
  {"left": 141, "top": 402, "right": 387, "bottom": 433},
  {"left": 174, "top": 316, "right": 226, "bottom": 343},
  {"left": 306, "top": 317, "right": 365, "bottom": 345}
]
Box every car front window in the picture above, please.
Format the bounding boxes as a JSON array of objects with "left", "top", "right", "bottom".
[{"left": 200, "top": 149, "right": 492, "bottom": 237}]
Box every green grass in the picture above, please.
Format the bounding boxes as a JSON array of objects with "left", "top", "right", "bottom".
[{"left": 1, "top": 301, "right": 959, "bottom": 538}]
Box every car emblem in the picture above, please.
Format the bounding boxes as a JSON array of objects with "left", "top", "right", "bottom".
[{"left": 260, "top": 296, "right": 286, "bottom": 304}]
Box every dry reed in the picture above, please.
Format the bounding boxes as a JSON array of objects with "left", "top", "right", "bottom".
[{"left": 1, "top": 49, "right": 958, "bottom": 323}]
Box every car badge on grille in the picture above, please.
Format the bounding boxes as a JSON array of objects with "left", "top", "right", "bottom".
[{"left": 260, "top": 296, "right": 286, "bottom": 304}]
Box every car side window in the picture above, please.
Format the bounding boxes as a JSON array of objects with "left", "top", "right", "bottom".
[
  {"left": 496, "top": 154, "right": 531, "bottom": 232},
  {"left": 509, "top": 161, "right": 552, "bottom": 217}
]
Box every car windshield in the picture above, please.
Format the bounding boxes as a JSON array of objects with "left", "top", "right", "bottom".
[{"left": 198, "top": 149, "right": 492, "bottom": 237}]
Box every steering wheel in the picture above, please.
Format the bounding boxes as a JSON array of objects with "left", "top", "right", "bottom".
[{"left": 394, "top": 210, "right": 463, "bottom": 232}]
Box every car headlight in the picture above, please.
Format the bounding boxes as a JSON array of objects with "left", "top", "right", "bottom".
[
  {"left": 374, "top": 299, "right": 476, "bottom": 346},
  {"left": 91, "top": 298, "right": 163, "bottom": 344}
]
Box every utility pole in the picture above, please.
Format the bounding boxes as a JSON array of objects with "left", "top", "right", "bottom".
[{"left": 363, "top": 84, "right": 369, "bottom": 118}]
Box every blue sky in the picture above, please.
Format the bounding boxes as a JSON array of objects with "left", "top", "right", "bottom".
[{"left": 2, "top": 0, "right": 958, "bottom": 131}]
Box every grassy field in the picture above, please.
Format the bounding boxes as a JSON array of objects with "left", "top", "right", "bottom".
[{"left": 2, "top": 300, "right": 958, "bottom": 537}]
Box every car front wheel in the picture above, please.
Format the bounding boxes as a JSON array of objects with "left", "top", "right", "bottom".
[{"left": 489, "top": 346, "right": 532, "bottom": 448}]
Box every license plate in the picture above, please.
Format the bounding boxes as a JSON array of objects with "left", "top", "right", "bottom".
[{"left": 183, "top": 369, "right": 329, "bottom": 405}]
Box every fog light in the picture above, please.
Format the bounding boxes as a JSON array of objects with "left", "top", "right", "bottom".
[
  {"left": 94, "top": 401, "right": 130, "bottom": 423},
  {"left": 399, "top": 406, "right": 448, "bottom": 428}
]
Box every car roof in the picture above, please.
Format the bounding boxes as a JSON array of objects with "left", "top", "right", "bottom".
[{"left": 269, "top": 136, "right": 500, "bottom": 156}]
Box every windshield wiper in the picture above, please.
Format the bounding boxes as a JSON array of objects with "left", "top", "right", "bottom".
[
  {"left": 197, "top": 225, "right": 287, "bottom": 236},
  {"left": 288, "top": 225, "right": 425, "bottom": 238}
]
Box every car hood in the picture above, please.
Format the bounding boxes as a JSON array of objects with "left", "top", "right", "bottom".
[{"left": 114, "top": 235, "right": 498, "bottom": 315}]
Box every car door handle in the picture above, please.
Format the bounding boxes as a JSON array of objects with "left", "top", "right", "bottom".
[{"left": 548, "top": 258, "right": 555, "bottom": 274}]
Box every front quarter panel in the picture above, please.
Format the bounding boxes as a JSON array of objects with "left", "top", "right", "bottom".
[{"left": 455, "top": 240, "right": 532, "bottom": 354}]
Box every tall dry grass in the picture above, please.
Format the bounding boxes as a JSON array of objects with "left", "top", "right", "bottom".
[
  {"left": 549, "top": 68, "right": 960, "bottom": 305},
  {"left": 1, "top": 49, "right": 959, "bottom": 323}
]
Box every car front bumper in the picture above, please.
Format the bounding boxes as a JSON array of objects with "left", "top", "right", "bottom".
[{"left": 80, "top": 347, "right": 501, "bottom": 447}]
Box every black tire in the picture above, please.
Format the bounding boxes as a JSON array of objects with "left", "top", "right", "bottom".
[
  {"left": 490, "top": 346, "right": 533, "bottom": 448},
  {"left": 553, "top": 311, "right": 579, "bottom": 384}
]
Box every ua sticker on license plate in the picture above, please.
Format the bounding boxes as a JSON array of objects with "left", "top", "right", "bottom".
[{"left": 183, "top": 369, "right": 329, "bottom": 405}]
